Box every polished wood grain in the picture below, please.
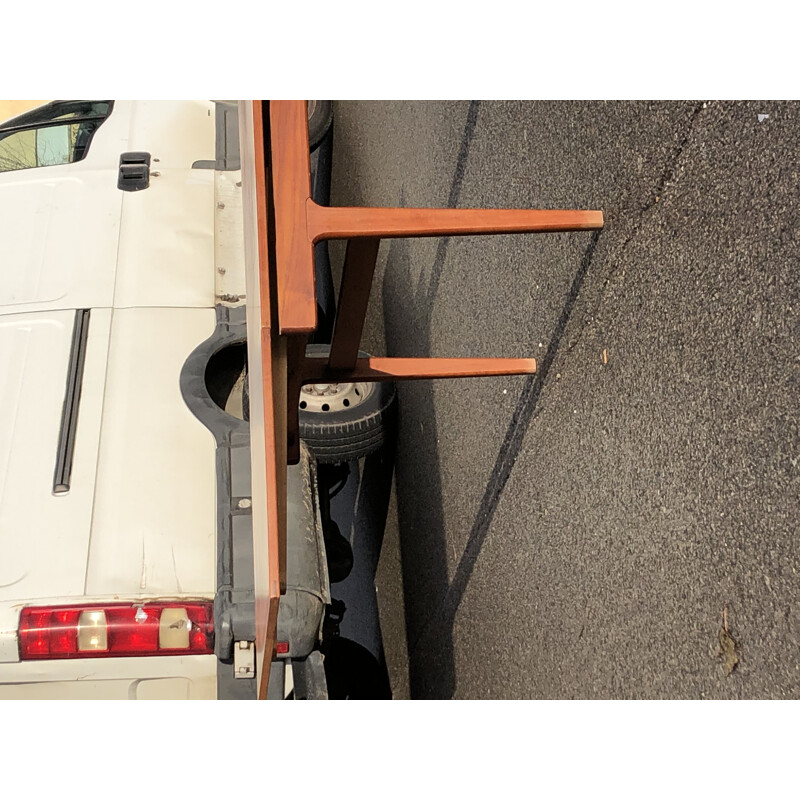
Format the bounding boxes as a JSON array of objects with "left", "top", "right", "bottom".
[
  {"left": 301, "top": 356, "right": 537, "bottom": 383},
  {"left": 270, "top": 100, "right": 317, "bottom": 335},
  {"left": 240, "top": 100, "right": 282, "bottom": 699},
  {"left": 267, "top": 100, "right": 604, "bottom": 340},
  {"left": 306, "top": 200, "right": 604, "bottom": 242}
]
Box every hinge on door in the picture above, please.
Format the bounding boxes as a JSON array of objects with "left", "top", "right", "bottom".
[
  {"left": 118, "top": 152, "right": 151, "bottom": 191},
  {"left": 234, "top": 641, "right": 255, "bottom": 679}
]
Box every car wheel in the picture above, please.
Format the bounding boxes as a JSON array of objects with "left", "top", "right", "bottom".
[
  {"left": 299, "top": 344, "right": 396, "bottom": 463},
  {"left": 307, "top": 100, "right": 333, "bottom": 152}
]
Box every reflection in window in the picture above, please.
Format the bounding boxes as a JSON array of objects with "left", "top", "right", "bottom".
[
  {"left": 50, "top": 101, "right": 111, "bottom": 122},
  {"left": 0, "top": 101, "right": 111, "bottom": 174}
]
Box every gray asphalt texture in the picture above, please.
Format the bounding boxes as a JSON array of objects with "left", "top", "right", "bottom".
[{"left": 329, "top": 101, "right": 800, "bottom": 699}]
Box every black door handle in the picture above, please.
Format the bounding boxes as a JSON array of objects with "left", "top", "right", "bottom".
[{"left": 118, "top": 151, "right": 151, "bottom": 191}]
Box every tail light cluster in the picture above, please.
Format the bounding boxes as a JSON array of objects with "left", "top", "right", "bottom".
[{"left": 18, "top": 602, "right": 214, "bottom": 660}]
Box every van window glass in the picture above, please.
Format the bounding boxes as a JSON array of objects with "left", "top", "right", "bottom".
[
  {"left": 50, "top": 101, "right": 111, "bottom": 121},
  {"left": 0, "top": 101, "right": 112, "bottom": 174}
]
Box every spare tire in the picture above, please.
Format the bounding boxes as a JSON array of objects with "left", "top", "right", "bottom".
[
  {"left": 307, "top": 100, "right": 333, "bottom": 152},
  {"left": 299, "top": 344, "right": 396, "bottom": 463}
]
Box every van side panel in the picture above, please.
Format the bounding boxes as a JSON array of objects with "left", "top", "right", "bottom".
[
  {"left": 0, "top": 310, "right": 111, "bottom": 606},
  {"left": 0, "top": 104, "right": 131, "bottom": 315},
  {"left": 85, "top": 307, "right": 217, "bottom": 597},
  {"left": 0, "top": 173, "right": 122, "bottom": 313},
  {"left": 113, "top": 101, "right": 216, "bottom": 310},
  {"left": 0, "top": 653, "right": 216, "bottom": 698},
  {"left": 0, "top": 102, "right": 223, "bottom": 697}
]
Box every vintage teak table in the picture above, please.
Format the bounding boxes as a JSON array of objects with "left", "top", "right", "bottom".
[{"left": 240, "top": 100, "right": 603, "bottom": 698}]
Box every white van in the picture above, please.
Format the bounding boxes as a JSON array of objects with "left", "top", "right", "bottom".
[
  {"left": 0, "top": 99, "right": 397, "bottom": 700},
  {"left": 0, "top": 100, "right": 340, "bottom": 699}
]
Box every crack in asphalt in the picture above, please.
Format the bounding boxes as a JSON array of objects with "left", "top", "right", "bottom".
[
  {"left": 558, "top": 101, "right": 707, "bottom": 366},
  {"left": 408, "top": 102, "right": 708, "bottom": 663},
  {"left": 416, "top": 100, "right": 482, "bottom": 310}
]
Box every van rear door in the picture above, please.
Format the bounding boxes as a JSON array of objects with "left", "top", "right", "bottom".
[
  {"left": 0, "top": 101, "right": 129, "bottom": 315},
  {"left": 112, "top": 101, "right": 216, "bottom": 310},
  {"left": 0, "top": 308, "right": 112, "bottom": 659}
]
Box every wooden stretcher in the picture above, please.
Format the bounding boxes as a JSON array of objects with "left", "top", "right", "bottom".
[{"left": 240, "top": 100, "right": 604, "bottom": 699}]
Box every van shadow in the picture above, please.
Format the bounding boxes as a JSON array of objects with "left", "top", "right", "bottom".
[
  {"left": 382, "top": 227, "right": 601, "bottom": 698},
  {"left": 327, "top": 443, "right": 396, "bottom": 667},
  {"left": 376, "top": 100, "right": 481, "bottom": 698},
  {"left": 381, "top": 234, "right": 456, "bottom": 698}
]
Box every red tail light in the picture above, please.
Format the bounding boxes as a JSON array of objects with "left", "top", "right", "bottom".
[{"left": 18, "top": 602, "right": 214, "bottom": 660}]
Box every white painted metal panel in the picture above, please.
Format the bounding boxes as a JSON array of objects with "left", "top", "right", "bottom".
[
  {"left": 0, "top": 103, "right": 130, "bottom": 315},
  {"left": 0, "top": 652, "right": 216, "bottom": 698},
  {"left": 0, "top": 170, "right": 122, "bottom": 313},
  {"left": 85, "top": 307, "right": 217, "bottom": 597},
  {"left": 113, "top": 101, "right": 216, "bottom": 309},
  {"left": 0, "top": 309, "right": 111, "bottom": 612}
]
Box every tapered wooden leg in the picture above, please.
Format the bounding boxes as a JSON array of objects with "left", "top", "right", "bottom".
[
  {"left": 270, "top": 102, "right": 317, "bottom": 336},
  {"left": 302, "top": 356, "right": 537, "bottom": 384},
  {"left": 264, "top": 331, "right": 288, "bottom": 594},
  {"left": 329, "top": 237, "right": 381, "bottom": 371},
  {"left": 307, "top": 200, "right": 604, "bottom": 242},
  {"left": 285, "top": 334, "right": 308, "bottom": 466}
]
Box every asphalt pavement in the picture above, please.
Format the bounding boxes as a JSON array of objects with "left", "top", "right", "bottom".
[{"left": 329, "top": 101, "right": 800, "bottom": 699}]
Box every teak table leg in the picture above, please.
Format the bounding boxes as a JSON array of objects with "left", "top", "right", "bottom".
[
  {"left": 302, "top": 356, "right": 537, "bottom": 384},
  {"left": 329, "top": 237, "right": 381, "bottom": 371},
  {"left": 306, "top": 201, "right": 604, "bottom": 242},
  {"left": 285, "top": 334, "right": 308, "bottom": 465}
]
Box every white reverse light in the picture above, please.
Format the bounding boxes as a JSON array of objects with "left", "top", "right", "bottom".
[{"left": 77, "top": 610, "right": 108, "bottom": 652}]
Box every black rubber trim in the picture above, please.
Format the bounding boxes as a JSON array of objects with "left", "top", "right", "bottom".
[
  {"left": 180, "top": 306, "right": 332, "bottom": 697},
  {"left": 53, "top": 309, "right": 90, "bottom": 494},
  {"left": 291, "top": 651, "right": 328, "bottom": 699},
  {"left": 193, "top": 102, "right": 241, "bottom": 171},
  {"left": 0, "top": 101, "right": 113, "bottom": 132},
  {"left": 0, "top": 114, "right": 110, "bottom": 135}
]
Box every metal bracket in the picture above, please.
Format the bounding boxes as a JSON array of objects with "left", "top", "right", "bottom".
[
  {"left": 234, "top": 640, "right": 255, "bottom": 679},
  {"left": 214, "top": 589, "right": 255, "bottom": 660}
]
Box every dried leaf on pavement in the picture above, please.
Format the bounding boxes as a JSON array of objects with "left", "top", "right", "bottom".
[{"left": 718, "top": 628, "right": 739, "bottom": 675}]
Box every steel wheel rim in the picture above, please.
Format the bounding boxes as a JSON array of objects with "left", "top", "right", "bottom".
[{"left": 299, "top": 381, "right": 374, "bottom": 413}]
